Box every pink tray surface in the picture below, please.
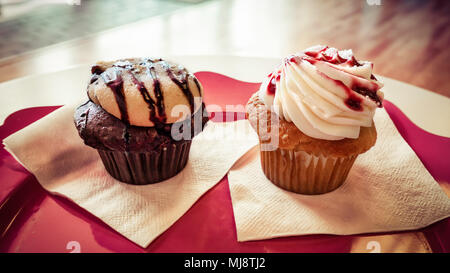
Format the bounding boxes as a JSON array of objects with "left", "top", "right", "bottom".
[{"left": 0, "top": 71, "right": 448, "bottom": 253}]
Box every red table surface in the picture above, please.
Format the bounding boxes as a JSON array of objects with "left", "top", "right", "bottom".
[{"left": 0, "top": 71, "right": 449, "bottom": 253}]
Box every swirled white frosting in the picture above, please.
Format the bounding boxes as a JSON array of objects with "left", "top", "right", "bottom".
[{"left": 258, "top": 45, "right": 384, "bottom": 140}]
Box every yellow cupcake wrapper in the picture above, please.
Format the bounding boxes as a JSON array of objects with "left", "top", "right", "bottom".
[{"left": 260, "top": 145, "right": 357, "bottom": 195}]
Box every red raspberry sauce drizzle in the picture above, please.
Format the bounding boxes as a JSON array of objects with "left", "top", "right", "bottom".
[
  {"left": 315, "top": 71, "right": 364, "bottom": 111},
  {"left": 266, "top": 70, "right": 281, "bottom": 95},
  {"left": 304, "top": 46, "right": 362, "bottom": 67},
  {"left": 265, "top": 47, "right": 383, "bottom": 111}
]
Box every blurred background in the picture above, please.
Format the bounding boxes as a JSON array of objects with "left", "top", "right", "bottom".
[{"left": 0, "top": 0, "right": 449, "bottom": 97}]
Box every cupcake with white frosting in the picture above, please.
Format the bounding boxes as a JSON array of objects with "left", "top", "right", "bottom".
[
  {"left": 246, "top": 45, "right": 384, "bottom": 194},
  {"left": 74, "top": 58, "right": 208, "bottom": 185}
]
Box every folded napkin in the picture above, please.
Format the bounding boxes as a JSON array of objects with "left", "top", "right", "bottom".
[
  {"left": 228, "top": 109, "right": 450, "bottom": 242},
  {"left": 3, "top": 103, "right": 258, "bottom": 248}
]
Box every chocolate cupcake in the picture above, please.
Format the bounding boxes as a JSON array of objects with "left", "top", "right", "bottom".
[
  {"left": 74, "top": 58, "right": 208, "bottom": 185},
  {"left": 246, "top": 45, "right": 384, "bottom": 194}
]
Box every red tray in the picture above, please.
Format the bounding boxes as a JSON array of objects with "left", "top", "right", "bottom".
[{"left": 0, "top": 72, "right": 449, "bottom": 253}]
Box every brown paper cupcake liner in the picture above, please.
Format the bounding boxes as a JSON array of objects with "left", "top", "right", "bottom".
[
  {"left": 97, "top": 141, "right": 191, "bottom": 185},
  {"left": 260, "top": 145, "right": 357, "bottom": 195}
]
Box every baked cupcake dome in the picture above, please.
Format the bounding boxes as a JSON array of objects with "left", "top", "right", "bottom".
[
  {"left": 87, "top": 58, "right": 203, "bottom": 127},
  {"left": 246, "top": 93, "right": 377, "bottom": 157},
  {"left": 74, "top": 58, "right": 208, "bottom": 184}
]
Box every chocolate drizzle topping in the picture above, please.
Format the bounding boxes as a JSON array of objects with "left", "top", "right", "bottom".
[
  {"left": 90, "top": 58, "right": 199, "bottom": 132},
  {"left": 100, "top": 67, "right": 130, "bottom": 125},
  {"left": 90, "top": 65, "right": 103, "bottom": 84},
  {"left": 192, "top": 77, "right": 202, "bottom": 97},
  {"left": 162, "top": 61, "right": 196, "bottom": 114},
  {"left": 146, "top": 62, "right": 167, "bottom": 125},
  {"left": 91, "top": 65, "right": 104, "bottom": 75},
  {"left": 129, "top": 69, "right": 161, "bottom": 127}
]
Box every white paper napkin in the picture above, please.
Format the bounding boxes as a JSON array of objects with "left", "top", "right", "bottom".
[
  {"left": 228, "top": 109, "right": 450, "bottom": 242},
  {"left": 3, "top": 103, "right": 258, "bottom": 248}
]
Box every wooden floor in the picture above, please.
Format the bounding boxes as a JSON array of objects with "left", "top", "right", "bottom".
[
  {"left": 0, "top": 0, "right": 449, "bottom": 97},
  {"left": 0, "top": 0, "right": 196, "bottom": 58}
]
